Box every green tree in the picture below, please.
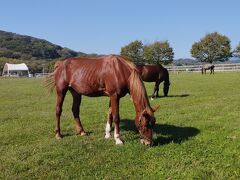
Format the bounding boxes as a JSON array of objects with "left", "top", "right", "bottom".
[
  {"left": 191, "top": 32, "right": 231, "bottom": 63},
  {"left": 143, "top": 41, "right": 174, "bottom": 65},
  {"left": 120, "top": 40, "right": 144, "bottom": 64},
  {"left": 235, "top": 43, "right": 240, "bottom": 57}
]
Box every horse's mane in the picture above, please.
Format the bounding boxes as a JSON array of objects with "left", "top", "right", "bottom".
[{"left": 117, "top": 56, "right": 152, "bottom": 113}]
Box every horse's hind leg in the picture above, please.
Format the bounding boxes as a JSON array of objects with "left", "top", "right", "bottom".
[
  {"left": 156, "top": 81, "right": 161, "bottom": 97},
  {"left": 211, "top": 67, "right": 214, "bottom": 74},
  {"left": 70, "top": 89, "right": 86, "bottom": 136},
  {"left": 55, "top": 88, "right": 68, "bottom": 139},
  {"left": 105, "top": 101, "right": 113, "bottom": 139}
]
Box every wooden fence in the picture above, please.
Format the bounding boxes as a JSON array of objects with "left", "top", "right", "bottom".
[{"left": 166, "top": 63, "right": 240, "bottom": 73}]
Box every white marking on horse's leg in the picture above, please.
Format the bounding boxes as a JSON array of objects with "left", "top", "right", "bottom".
[
  {"left": 105, "top": 122, "right": 111, "bottom": 139},
  {"left": 114, "top": 127, "right": 123, "bottom": 145},
  {"left": 151, "top": 97, "right": 154, "bottom": 101}
]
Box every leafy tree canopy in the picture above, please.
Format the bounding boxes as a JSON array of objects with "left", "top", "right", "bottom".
[
  {"left": 120, "top": 40, "right": 144, "bottom": 64},
  {"left": 144, "top": 41, "right": 174, "bottom": 65},
  {"left": 121, "top": 40, "right": 174, "bottom": 65},
  {"left": 191, "top": 32, "right": 231, "bottom": 63},
  {"left": 234, "top": 43, "right": 240, "bottom": 57}
]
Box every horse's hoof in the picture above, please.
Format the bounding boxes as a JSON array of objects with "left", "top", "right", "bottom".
[
  {"left": 140, "top": 139, "right": 152, "bottom": 146},
  {"left": 80, "top": 131, "right": 87, "bottom": 136},
  {"left": 76, "top": 130, "right": 87, "bottom": 136},
  {"left": 55, "top": 134, "right": 62, "bottom": 140},
  {"left": 151, "top": 97, "right": 154, "bottom": 101},
  {"left": 115, "top": 138, "right": 124, "bottom": 145},
  {"left": 105, "top": 133, "right": 111, "bottom": 139}
]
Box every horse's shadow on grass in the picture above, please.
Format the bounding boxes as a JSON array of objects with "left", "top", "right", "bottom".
[
  {"left": 149, "top": 94, "right": 190, "bottom": 99},
  {"left": 167, "top": 94, "right": 190, "bottom": 98},
  {"left": 120, "top": 119, "right": 200, "bottom": 146}
]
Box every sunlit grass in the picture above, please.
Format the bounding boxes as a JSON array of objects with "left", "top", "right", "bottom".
[{"left": 0, "top": 72, "right": 239, "bottom": 179}]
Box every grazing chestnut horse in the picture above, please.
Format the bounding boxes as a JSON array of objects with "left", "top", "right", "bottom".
[
  {"left": 201, "top": 64, "right": 215, "bottom": 74},
  {"left": 136, "top": 64, "right": 170, "bottom": 100},
  {"left": 45, "top": 55, "right": 159, "bottom": 145}
]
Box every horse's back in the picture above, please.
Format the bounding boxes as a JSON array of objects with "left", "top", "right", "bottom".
[
  {"left": 138, "top": 64, "right": 167, "bottom": 82},
  {"left": 54, "top": 55, "right": 132, "bottom": 96},
  {"left": 203, "top": 64, "right": 214, "bottom": 69}
]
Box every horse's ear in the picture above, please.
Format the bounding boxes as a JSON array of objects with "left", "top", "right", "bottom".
[{"left": 153, "top": 105, "right": 160, "bottom": 112}]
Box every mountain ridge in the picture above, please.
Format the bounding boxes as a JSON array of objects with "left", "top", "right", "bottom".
[{"left": 0, "top": 30, "right": 85, "bottom": 60}]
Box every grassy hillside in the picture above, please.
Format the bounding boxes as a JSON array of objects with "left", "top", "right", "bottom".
[
  {"left": 0, "top": 72, "right": 239, "bottom": 179},
  {"left": 0, "top": 30, "right": 82, "bottom": 60}
]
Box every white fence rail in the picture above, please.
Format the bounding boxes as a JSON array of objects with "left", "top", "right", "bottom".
[
  {"left": 35, "top": 73, "right": 51, "bottom": 77},
  {"left": 166, "top": 63, "right": 240, "bottom": 73}
]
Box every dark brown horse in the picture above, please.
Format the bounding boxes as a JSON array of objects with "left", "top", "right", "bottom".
[
  {"left": 136, "top": 64, "right": 170, "bottom": 100},
  {"left": 46, "top": 55, "right": 159, "bottom": 145},
  {"left": 201, "top": 64, "right": 215, "bottom": 74}
]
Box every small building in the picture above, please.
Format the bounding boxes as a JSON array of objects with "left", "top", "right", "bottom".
[{"left": 2, "top": 63, "right": 29, "bottom": 77}]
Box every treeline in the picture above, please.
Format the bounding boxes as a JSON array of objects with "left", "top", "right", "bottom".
[
  {"left": 120, "top": 32, "right": 240, "bottom": 65},
  {"left": 121, "top": 40, "right": 174, "bottom": 65},
  {"left": 0, "top": 30, "right": 82, "bottom": 60}
]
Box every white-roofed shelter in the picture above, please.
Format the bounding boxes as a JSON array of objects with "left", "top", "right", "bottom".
[{"left": 2, "top": 63, "right": 29, "bottom": 77}]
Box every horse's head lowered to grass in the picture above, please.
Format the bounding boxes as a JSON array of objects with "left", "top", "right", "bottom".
[{"left": 137, "top": 106, "right": 160, "bottom": 145}]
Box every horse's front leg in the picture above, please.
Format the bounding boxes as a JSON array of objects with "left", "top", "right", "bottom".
[
  {"left": 105, "top": 101, "right": 113, "bottom": 139},
  {"left": 110, "top": 94, "right": 123, "bottom": 145}
]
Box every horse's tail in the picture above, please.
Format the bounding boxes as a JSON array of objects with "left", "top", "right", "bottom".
[
  {"left": 44, "top": 61, "right": 63, "bottom": 94},
  {"left": 164, "top": 68, "right": 170, "bottom": 85}
]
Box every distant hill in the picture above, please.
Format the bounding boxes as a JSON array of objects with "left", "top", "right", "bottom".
[{"left": 0, "top": 30, "right": 84, "bottom": 60}]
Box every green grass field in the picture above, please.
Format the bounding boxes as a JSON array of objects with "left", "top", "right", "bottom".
[{"left": 0, "top": 72, "right": 240, "bottom": 179}]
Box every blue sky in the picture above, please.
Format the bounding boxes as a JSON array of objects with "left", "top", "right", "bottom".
[{"left": 0, "top": 0, "right": 239, "bottom": 59}]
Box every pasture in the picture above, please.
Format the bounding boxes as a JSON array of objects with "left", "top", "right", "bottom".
[{"left": 0, "top": 72, "right": 239, "bottom": 179}]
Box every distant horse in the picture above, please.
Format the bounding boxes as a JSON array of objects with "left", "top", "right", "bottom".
[
  {"left": 136, "top": 64, "right": 170, "bottom": 100},
  {"left": 201, "top": 64, "right": 215, "bottom": 74},
  {"left": 45, "top": 55, "right": 159, "bottom": 145}
]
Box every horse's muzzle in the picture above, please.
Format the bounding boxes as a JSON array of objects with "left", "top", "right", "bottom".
[{"left": 140, "top": 138, "right": 153, "bottom": 146}]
